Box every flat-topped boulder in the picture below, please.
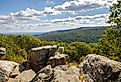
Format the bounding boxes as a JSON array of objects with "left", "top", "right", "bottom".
[
  {"left": 30, "top": 45, "right": 57, "bottom": 51},
  {"left": 80, "top": 54, "right": 121, "bottom": 82},
  {"left": 28, "top": 45, "right": 58, "bottom": 72}
]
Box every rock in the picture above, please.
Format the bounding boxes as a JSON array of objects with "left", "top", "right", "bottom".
[
  {"left": 0, "top": 60, "right": 23, "bottom": 82},
  {"left": 47, "top": 54, "right": 68, "bottom": 67},
  {"left": 0, "top": 47, "right": 6, "bottom": 60},
  {"left": 28, "top": 45, "right": 58, "bottom": 72},
  {"left": 52, "top": 65, "right": 80, "bottom": 82},
  {"left": 14, "top": 69, "right": 36, "bottom": 82},
  {"left": 57, "top": 47, "right": 64, "bottom": 54},
  {"left": 80, "top": 54, "right": 121, "bottom": 82},
  {"left": 31, "top": 65, "right": 53, "bottom": 82},
  {"left": 10, "top": 64, "right": 25, "bottom": 78},
  {"left": 31, "top": 65, "right": 80, "bottom": 82},
  {"left": 8, "top": 78, "right": 18, "bottom": 82}
]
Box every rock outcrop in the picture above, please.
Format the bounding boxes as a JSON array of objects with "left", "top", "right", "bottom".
[
  {"left": 1, "top": 46, "right": 121, "bottom": 82},
  {"left": 80, "top": 54, "right": 121, "bottom": 82},
  {"left": 0, "top": 46, "right": 70, "bottom": 82},
  {"left": 27, "top": 45, "right": 58, "bottom": 72},
  {"left": 31, "top": 65, "right": 80, "bottom": 82},
  {"left": 27, "top": 46, "right": 68, "bottom": 72}
]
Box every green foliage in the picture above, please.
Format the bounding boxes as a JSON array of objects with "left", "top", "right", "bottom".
[
  {"left": 108, "top": 1, "right": 121, "bottom": 28},
  {"left": 98, "top": 1, "right": 121, "bottom": 61},
  {"left": 89, "top": 43, "right": 100, "bottom": 54},
  {"left": 8, "top": 35, "right": 43, "bottom": 51},
  {"left": 0, "top": 34, "right": 96, "bottom": 63},
  {"left": 65, "top": 42, "right": 92, "bottom": 63},
  {"left": 37, "top": 27, "right": 107, "bottom": 43},
  {"left": 0, "top": 34, "right": 46, "bottom": 63},
  {"left": 0, "top": 34, "right": 27, "bottom": 63},
  {"left": 99, "top": 28, "right": 121, "bottom": 61}
]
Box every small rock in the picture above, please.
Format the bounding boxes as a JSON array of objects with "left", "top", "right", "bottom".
[
  {"left": 10, "top": 64, "right": 25, "bottom": 78},
  {"left": 0, "top": 47, "right": 6, "bottom": 60},
  {"left": 58, "top": 47, "right": 64, "bottom": 54},
  {"left": 31, "top": 65, "right": 53, "bottom": 82},
  {"left": 47, "top": 54, "right": 68, "bottom": 67},
  {"left": 15, "top": 69, "right": 36, "bottom": 82}
]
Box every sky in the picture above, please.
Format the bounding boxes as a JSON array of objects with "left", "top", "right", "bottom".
[{"left": 0, "top": 0, "right": 116, "bottom": 32}]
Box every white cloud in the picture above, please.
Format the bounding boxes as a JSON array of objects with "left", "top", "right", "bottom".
[
  {"left": 50, "top": 14, "right": 109, "bottom": 24},
  {"left": 51, "top": 17, "right": 76, "bottom": 23},
  {"left": 54, "top": 0, "right": 112, "bottom": 11},
  {"left": 0, "top": 8, "right": 43, "bottom": 25},
  {"left": 43, "top": 7, "right": 62, "bottom": 15},
  {"left": 111, "top": 0, "right": 118, "bottom": 5},
  {"left": 41, "top": 0, "right": 112, "bottom": 16},
  {"left": 0, "top": 0, "right": 113, "bottom": 32},
  {"left": 47, "top": 0, "right": 54, "bottom": 4},
  {"left": 0, "top": 8, "right": 44, "bottom": 32},
  {"left": 45, "top": 13, "right": 110, "bottom": 30},
  {"left": 10, "top": 8, "right": 43, "bottom": 21}
]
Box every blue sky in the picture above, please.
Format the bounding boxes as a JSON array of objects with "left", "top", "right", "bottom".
[{"left": 0, "top": 0, "right": 116, "bottom": 32}]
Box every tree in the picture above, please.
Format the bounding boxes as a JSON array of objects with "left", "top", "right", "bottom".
[
  {"left": 99, "top": 1, "right": 121, "bottom": 61},
  {"left": 108, "top": 0, "right": 121, "bottom": 28},
  {"left": 65, "top": 42, "right": 92, "bottom": 63}
]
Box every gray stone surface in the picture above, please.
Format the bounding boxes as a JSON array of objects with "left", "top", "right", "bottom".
[
  {"left": 47, "top": 54, "right": 68, "bottom": 67},
  {"left": 31, "top": 65, "right": 80, "bottom": 82},
  {"left": 28, "top": 45, "right": 58, "bottom": 72},
  {"left": 57, "top": 47, "right": 64, "bottom": 54},
  {"left": 0, "top": 47, "right": 6, "bottom": 60},
  {"left": 1, "top": 45, "right": 121, "bottom": 82},
  {"left": 0, "top": 60, "right": 20, "bottom": 82},
  {"left": 80, "top": 54, "right": 121, "bottom": 82},
  {"left": 16, "top": 69, "right": 36, "bottom": 82},
  {"left": 31, "top": 65, "right": 53, "bottom": 82},
  {"left": 10, "top": 64, "right": 25, "bottom": 78},
  {"left": 52, "top": 65, "right": 80, "bottom": 82},
  {"left": 8, "top": 69, "right": 36, "bottom": 82}
]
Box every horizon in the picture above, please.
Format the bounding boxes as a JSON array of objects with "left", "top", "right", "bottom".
[
  {"left": 0, "top": 0, "right": 116, "bottom": 32},
  {"left": 0, "top": 25, "right": 111, "bottom": 34}
]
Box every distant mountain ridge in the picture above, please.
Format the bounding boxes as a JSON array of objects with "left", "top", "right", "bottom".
[
  {"left": 35, "top": 26, "right": 110, "bottom": 43},
  {"left": 1, "top": 32, "right": 45, "bottom": 35}
]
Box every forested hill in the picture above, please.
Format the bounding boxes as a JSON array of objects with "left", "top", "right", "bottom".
[{"left": 35, "top": 26, "right": 109, "bottom": 43}]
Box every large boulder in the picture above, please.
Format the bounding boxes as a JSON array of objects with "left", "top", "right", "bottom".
[
  {"left": 0, "top": 60, "right": 24, "bottom": 82},
  {"left": 0, "top": 47, "right": 6, "bottom": 60},
  {"left": 28, "top": 45, "right": 58, "bottom": 72},
  {"left": 31, "top": 65, "right": 81, "bottom": 82},
  {"left": 80, "top": 54, "right": 121, "bottom": 82}
]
